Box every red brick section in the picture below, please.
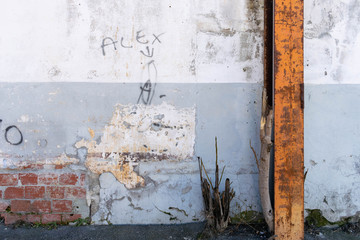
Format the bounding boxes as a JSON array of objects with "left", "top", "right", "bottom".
[
  {"left": 55, "top": 165, "right": 65, "bottom": 170},
  {"left": 42, "top": 214, "right": 62, "bottom": 224},
  {"left": 4, "top": 187, "right": 24, "bottom": 199},
  {"left": 66, "top": 187, "right": 86, "bottom": 199},
  {"left": 52, "top": 200, "right": 72, "bottom": 213},
  {"left": 26, "top": 214, "right": 41, "bottom": 223},
  {"left": 80, "top": 174, "right": 86, "bottom": 186},
  {"left": 1, "top": 213, "right": 26, "bottom": 224},
  {"left": 32, "top": 200, "right": 51, "bottom": 213},
  {"left": 0, "top": 201, "right": 9, "bottom": 211},
  {"left": 11, "top": 200, "right": 31, "bottom": 212},
  {"left": 59, "top": 173, "right": 78, "bottom": 185},
  {"left": 25, "top": 186, "right": 45, "bottom": 199},
  {"left": 22, "top": 164, "right": 44, "bottom": 170},
  {"left": 0, "top": 174, "right": 18, "bottom": 186},
  {"left": 0, "top": 172, "right": 86, "bottom": 225},
  {"left": 62, "top": 214, "right": 82, "bottom": 223},
  {"left": 46, "top": 186, "right": 65, "bottom": 199},
  {"left": 19, "top": 173, "right": 38, "bottom": 185},
  {"left": 39, "top": 173, "right": 58, "bottom": 185}
]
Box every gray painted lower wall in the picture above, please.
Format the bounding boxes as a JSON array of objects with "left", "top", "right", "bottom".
[
  {"left": 304, "top": 84, "right": 360, "bottom": 222},
  {"left": 0, "top": 82, "right": 359, "bottom": 223},
  {"left": 0, "top": 82, "right": 262, "bottom": 224}
]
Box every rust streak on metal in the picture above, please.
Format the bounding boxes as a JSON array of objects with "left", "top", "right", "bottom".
[{"left": 274, "top": 0, "right": 304, "bottom": 239}]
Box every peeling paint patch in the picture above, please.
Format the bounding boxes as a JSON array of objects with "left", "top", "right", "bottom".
[
  {"left": 76, "top": 102, "right": 195, "bottom": 189},
  {"left": 0, "top": 153, "right": 79, "bottom": 170}
]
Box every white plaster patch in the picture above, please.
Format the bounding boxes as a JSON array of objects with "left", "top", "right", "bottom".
[
  {"left": 76, "top": 102, "right": 195, "bottom": 189},
  {"left": 305, "top": 0, "right": 360, "bottom": 84}
]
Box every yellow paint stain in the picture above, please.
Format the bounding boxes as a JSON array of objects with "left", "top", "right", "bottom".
[
  {"left": 88, "top": 128, "right": 95, "bottom": 139},
  {"left": 115, "top": 26, "right": 119, "bottom": 40},
  {"left": 86, "top": 158, "right": 145, "bottom": 189}
]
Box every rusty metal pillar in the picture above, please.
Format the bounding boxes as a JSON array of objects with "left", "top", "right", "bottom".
[{"left": 274, "top": 0, "right": 304, "bottom": 239}]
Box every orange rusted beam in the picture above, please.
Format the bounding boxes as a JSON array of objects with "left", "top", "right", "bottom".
[{"left": 274, "top": 0, "right": 304, "bottom": 239}]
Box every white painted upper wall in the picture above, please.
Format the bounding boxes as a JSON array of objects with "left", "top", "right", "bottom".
[
  {"left": 2, "top": 0, "right": 358, "bottom": 85},
  {"left": 305, "top": 0, "right": 360, "bottom": 84},
  {"left": 0, "top": 0, "right": 263, "bottom": 83}
]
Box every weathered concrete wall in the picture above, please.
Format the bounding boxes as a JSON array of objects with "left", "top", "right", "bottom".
[
  {"left": 304, "top": 0, "right": 360, "bottom": 221},
  {"left": 0, "top": 0, "right": 264, "bottom": 224},
  {"left": 1, "top": 0, "right": 358, "bottom": 226}
]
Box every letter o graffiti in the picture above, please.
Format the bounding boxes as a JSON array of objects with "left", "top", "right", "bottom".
[{"left": 5, "top": 125, "right": 23, "bottom": 145}]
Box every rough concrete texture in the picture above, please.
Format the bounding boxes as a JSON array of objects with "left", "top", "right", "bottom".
[
  {"left": 0, "top": 0, "right": 360, "bottom": 226},
  {"left": 304, "top": 0, "right": 360, "bottom": 222},
  {"left": 0, "top": 0, "right": 265, "bottom": 224}
]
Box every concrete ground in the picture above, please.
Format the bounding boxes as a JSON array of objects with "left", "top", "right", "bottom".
[{"left": 1, "top": 222, "right": 360, "bottom": 240}]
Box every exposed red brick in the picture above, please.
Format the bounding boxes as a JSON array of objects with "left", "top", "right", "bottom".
[
  {"left": 19, "top": 173, "right": 38, "bottom": 185},
  {"left": 59, "top": 173, "right": 78, "bottom": 185},
  {"left": 62, "top": 214, "right": 81, "bottom": 223},
  {"left": 25, "top": 186, "right": 45, "bottom": 199},
  {"left": 23, "top": 164, "right": 44, "bottom": 170},
  {"left": 39, "top": 173, "right": 58, "bottom": 185},
  {"left": 11, "top": 200, "right": 31, "bottom": 212},
  {"left": 1, "top": 213, "right": 25, "bottom": 224},
  {"left": 80, "top": 174, "right": 86, "bottom": 186},
  {"left": 66, "top": 187, "right": 86, "bottom": 199},
  {"left": 46, "top": 186, "right": 65, "bottom": 199},
  {"left": 52, "top": 200, "right": 72, "bottom": 212},
  {"left": 4, "top": 187, "right": 24, "bottom": 199},
  {"left": 26, "top": 214, "right": 41, "bottom": 223},
  {"left": 42, "top": 214, "right": 62, "bottom": 224},
  {"left": 0, "top": 174, "right": 18, "bottom": 186},
  {"left": 55, "top": 165, "right": 65, "bottom": 170},
  {"left": 32, "top": 200, "right": 51, "bottom": 213},
  {"left": 0, "top": 200, "right": 9, "bottom": 211}
]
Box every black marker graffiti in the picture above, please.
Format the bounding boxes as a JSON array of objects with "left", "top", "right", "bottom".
[
  {"left": 136, "top": 30, "right": 149, "bottom": 44},
  {"left": 137, "top": 44, "right": 158, "bottom": 105},
  {"left": 5, "top": 125, "right": 23, "bottom": 145},
  {"left": 152, "top": 33, "right": 165, "bottom": 45},
  {"left": 140, "top": 46, "right": 154, "bottom": 58},
  {"left": 120, "top": 37, "right": 133, "bottom": 48},
  {"left": 101, "top": 37, "right": 118, "bottom": 56},
  {"left": 101, "top": 30, "right": 165, "bottom": 105},
  {"left": 101, "top": 31, "right": 164, "bottom": 56},
  {"left": 0, "top": 120, "right": 23, "bottom": 145},
  {"left": 137, "top": 60, "right": 158, "bottom": 105},
  {"left": 137, "top": 80, "right": 153, "bottom": 105}
]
